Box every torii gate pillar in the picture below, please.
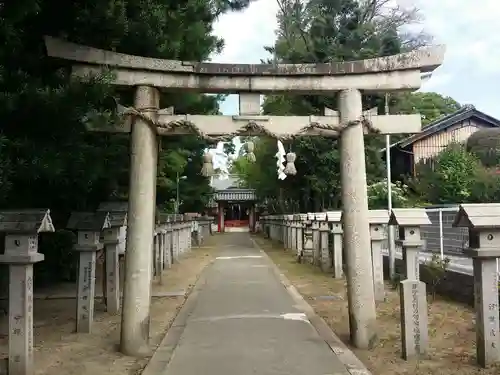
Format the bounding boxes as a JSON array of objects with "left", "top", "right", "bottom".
[
  {"left": 339, "top": 89, "right": 377, "bottom": 348},
  {"left": 120, "top": 86, "right": 159, "bottom": 356}
]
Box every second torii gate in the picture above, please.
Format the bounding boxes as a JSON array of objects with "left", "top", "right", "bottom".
[{"left": 44, "top": 36, "right": 445, "bottom": 353}]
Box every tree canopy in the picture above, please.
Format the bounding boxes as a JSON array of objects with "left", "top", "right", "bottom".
[
  {"left": 232, "top": 0, "right": 445, "bottom": 213},
  {"left": 0, "top": 0, "right": 257, "bottom": 221},
  {"left": 392, "top": 92, "right": 461, "bottom": 126},
  {"left": 0, "top": 0, "right": 256, "bottom": 285}
]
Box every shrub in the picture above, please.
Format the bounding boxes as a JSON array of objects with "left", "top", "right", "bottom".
[
  {"left": 367, "top": 179, "right": 412, "bottom": 209},
  {"left": 412, "top": 143, "right": 500, "bottom": 204}
]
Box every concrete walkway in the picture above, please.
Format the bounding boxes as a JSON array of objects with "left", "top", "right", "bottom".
[{"left": 146, "top": 233, "right": 369, "bottom": 375}]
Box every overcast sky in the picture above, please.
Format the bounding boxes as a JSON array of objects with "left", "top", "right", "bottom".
[{"left": 211, "top": 0, "right": 500, "bottom": 118}]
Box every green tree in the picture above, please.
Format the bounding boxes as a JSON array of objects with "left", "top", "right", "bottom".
[
  {"left": 0, "top": 0, "right": 256, "bottom": 216},
  {"left": 239, "top": 0, "right": 427, "bottom": 212},
  {"left": 411, "top": 143, "right": 500, "bottom": 204},
  {"left": 0, "top": 0, "right": 255, "bottom": 285},
  {"left": 392, "top": 92, "right": 461, "bottom": 125},
  {"left": 466, "top": 128, "right": 500, "bottom": 167},
  {"left": 367, "top": 180, "right": 413, "bottom": 209}
]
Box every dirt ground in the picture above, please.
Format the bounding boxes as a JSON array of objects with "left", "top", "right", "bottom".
[
  {"left": 0, "top": 238, "right": 220, "bottom": 375},
  {"left": 254, "top": 236, "right": 500, "bottom": 375}
]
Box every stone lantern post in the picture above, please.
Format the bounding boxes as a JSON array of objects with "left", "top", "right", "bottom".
[
  {"left": 97, "top": 202, "right": 127, "bottom": 314},
  {"left": 67, "top": 211, "right": 111, "bottom": 333},
  {"left": 453, "top": 203, "right": 500, "bottom": 367},
  {"left": 326, "top": 211, "right": 343, "bottom": 279},
  {"left": 389, "top": 208, "right": 430, "bottom": 360},
  {"left": 368, "top": 209, "right": 389, "bottom": 302},
  {"left": 0, "top": 209, "right": 55, "bottom": 375}
]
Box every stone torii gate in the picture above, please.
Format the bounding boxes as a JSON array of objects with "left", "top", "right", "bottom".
[{"left": 44, "top": 36, "right": 445, "bottom": 353}]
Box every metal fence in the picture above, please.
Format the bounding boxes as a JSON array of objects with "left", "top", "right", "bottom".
[
  {"left": 421, "top": 206, "right": 469, "bottom": 256},
  {"left": 381, "top": 206, "right": 469, "bottom": 257}
]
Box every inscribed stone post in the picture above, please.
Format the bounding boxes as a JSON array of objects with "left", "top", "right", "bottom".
[
  {"left": 187, "top": 220, "right": 192, "bottom": 250},
  {"left": 182, "top": 218, "right": 188, "bottom": 252},
  {"left": 101, "top": 224, "right": 125, "bottom": 314},
  {"left": 97, "top": 203, "right": 127, "bottom": 315},
  {"left": 315, "top": 213, "right": 329, "bottom": 271},
  {"left": 283, "top": 217, "right": 288, "bottom": 249},
  {"left": 453, "top": 204, "right": 500, "bottom": 367},
  {"left": 185, "top": 221, "right": 190, "bottom": 250},
  {"left": 319, "top": 222, "right": 331, "bottom": 272},
  {"left": 399, "top": 280, "right": 428, "bottom": 360},
  {"left": 173, "top": 220, "right": 180, "bottom": 261},
  {"left": 175, "top": 220, "right": 182, "bottom": 255},
  {"left": 268, "top": 217, "right": 273, "bottom": 239},
  {"left": 327, "top": 211, "right": 343, "bottom": 279},
  {"left": 158, "top": 228, "right": 165, "bottom": 282},
  {"left": 302, "top": 214, "right": 315, "bottom": 263},
  {"left": 166, "top": 219, "right": 173, "bottom": 267},
  {"left": 287, "top": 215, "right": 293, "bottom": 250},
  {"left": 190, "top": 219, "right": 197, "bottom": 247},
  {"left": 291, "top": 216, "right": 297, "bottom": 252},
  {"left": 311, "top": 217, "right": 320, "bottom": 266},
  {"left": 296, "top": 214, "right": 306, "bottom": 259},
  {"left": 170, "top": 220, "right": 176, "bottom": 262},
  {"left": 153, "top": 230, "right": 160, "bottom": 276},
  {"left": 67, "top": 211, "right": 110, "bottom": 333},
  {"left": 179, "top": 222, "right": 184, "bottom": 253},
  {"left": 178, "top": 219, "right": 182, "bottom": 248},
  {"left": 282, "top": 216, "right": 286, "bottom": 244},
  {"left": 274, "top": 218, "right": 279, "bottom": 242},
  {"left": 182, "top": 220, "right": 188, "bottom": 252},
  {"left": 179, "top": 222, "right": 185, "bottom": 254},
  {"left": 369, "top": 210, "right": 389, "bottom": 302},
  {"left": 389, "top": 208, "right": 430, "bottom": 359},
  {"left": 156, "top": 229, "right": 163, "bottom": 277},
  {"left": 278, "top": 216, "right": 282, "bottom": 244},
  {"left": 275, "top": 218, "right": 280, "bottom": 243},
  {"left": 0, "top": 210, "right": 54, "bottom": 375},
  {"left": 195, "top": 220, "right": 203, "bottom": 247}
]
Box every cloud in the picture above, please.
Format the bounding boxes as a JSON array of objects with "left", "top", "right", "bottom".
[
  {"left": 416, "top": 0, "right": 500, "bottom": 116},
  {"left": 212, "top": 0, "right": 500, "bottom": 119},
  {"left": 212, "top": 0, "right": 278, "bottom": 63}
]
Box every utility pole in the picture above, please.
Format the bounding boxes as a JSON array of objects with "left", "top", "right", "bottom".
[{"left": 385, "top": 93, "right": 396, "bottom": 280}]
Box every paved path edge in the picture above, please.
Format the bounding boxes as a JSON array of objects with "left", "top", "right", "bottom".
[
  {"left": 250, "top": 236, "right": 373, "bottom": 375},
  {"left": 141, "top": 259, "right": 214, "bottom": 375}
]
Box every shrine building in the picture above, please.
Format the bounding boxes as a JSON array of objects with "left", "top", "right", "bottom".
[{"left": 207, "top": 175, "right": 257, "bottom": 233}]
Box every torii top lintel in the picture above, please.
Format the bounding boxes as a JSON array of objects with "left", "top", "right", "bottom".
[{"left": 44, "top": 36, "right": 445, "bottom": 94}]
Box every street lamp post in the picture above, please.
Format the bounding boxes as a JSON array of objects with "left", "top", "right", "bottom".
[
  {"left": 176, "top": 172, "right": 187, "bottom": 214},
  {"left": 175, "top": 157, "right": 192, "bottom": 214}
]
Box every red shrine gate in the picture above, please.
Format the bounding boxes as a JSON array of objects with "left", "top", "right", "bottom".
[{"left": 207, "top": 176, "right": 257, "bottom": 233}]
